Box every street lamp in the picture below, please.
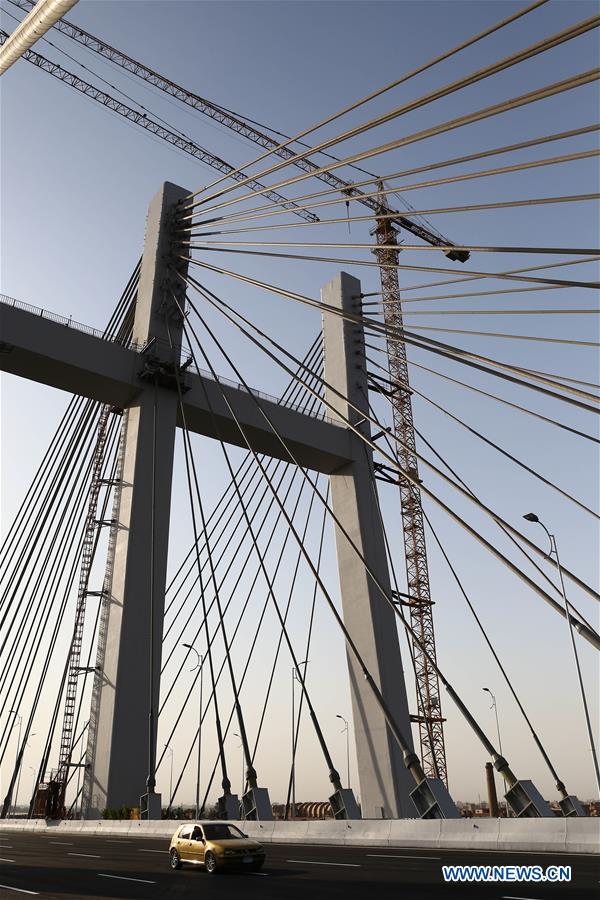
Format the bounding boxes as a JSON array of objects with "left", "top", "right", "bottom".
[
  {"left": 482, "top": 689, "right": 502, "bottom": 755},
  {"left": 14, "top": 732, "right": 35, "bottom": 820},
  {"left": 291, "top": 660, "right": 309, "bottom": 818},
  {"left": 164, "top": 745, "right": 174, "bottom": 812},
  {"left": 523, "top": 512, "right": 600, "bottom": 794},
  {"left": 233, "top": 733, "right": 244, "bottom": 796},
  {"left": 9, "top": 711, "right": 22, "bottom": 818},
  {"left": 336, "top": 715, "right": 350, "bottom": 789},
  {"left": 28, "top": 767, "right": 36, "bottom": 804},
  {"left": 483, "top": 688, "right": 506, "bottom": 815},
  {"left": 183, "top": 643, "right": 205, "bottom": 819},
  {"left": 73, "top": 725, "right": 87, "bottom": 820}
]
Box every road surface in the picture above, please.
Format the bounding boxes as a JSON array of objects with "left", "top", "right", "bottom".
[{"left": 0, "top": 829, "right": 597, "bottom": 898}]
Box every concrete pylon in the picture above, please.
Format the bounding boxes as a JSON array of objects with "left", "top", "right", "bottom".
[
  {"left": 322, "top": 271, "right": 416, "bottom": 818},
  {"left": 83, "top": 183, "right": 189, "bottom": 815}
]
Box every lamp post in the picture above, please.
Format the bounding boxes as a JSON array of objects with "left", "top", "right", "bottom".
[
  {"left": 183, "top": 643, "right": 205, "bottom": 819},
  {"left": 9, "top": 711, "right": 22, "bottom": 818},
  {"left": 233, "top": 733, "right": 244, "bottom": 796},
  {"left": 336, "top": 715, "right": 350, "bottom": 789},
  {"left": 524, "top": 512, "right": 600, "bottom": 794},
  {"left": 165, "top": 745, "right": 174, "bottom": 812},
  {"left": 72, "top": 725, "right": 86, "bottom": 820},
  {"left": 482, "top": 689, "right": 502, "bottom": 755},
  {"left": 13, "top": 732, "right": 35, "bottom": 820},
  {"left": 482, "top": 687, "right": 506, "bottom": 812},
  {"left": 291, "top": 660, "right": 309, "bottom": 818},
  {"left": 28, "top": 767, "right": 36, "bottom": 807}
]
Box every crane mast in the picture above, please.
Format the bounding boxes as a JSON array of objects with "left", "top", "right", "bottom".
[{"left": 373, "top": 185, "right": 447, "bottom": 785}]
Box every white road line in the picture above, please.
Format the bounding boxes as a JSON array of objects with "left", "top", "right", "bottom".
[
  {"left": 0, "top": 858, "right": 15, "bottom": 863},
  {"left": 0, "top": 885, "right": 39, "bottom": 896},
  {"left": 367, "top": 853, "right": 441, "bottom": 860},
  {"left": 98, "top": 873, "right": 156, "bottom": 884},
  {"left": 49, "top": 841, "right": 73, "bottom": 845},
  {"left": 106, "top": 840, "right": 132, "bottom": 843},
  {"left": 138, "top": 848, "right": 167, "bottom": 853},
  {"left": 287, "top": 859, "right": 361, "bottom": 867},
  {"left": 502, "top": 896, "right": 544, "bottom": 899},
  {"left": 68, "top": 852, "right": 101, "bottom": 858},
  {"left": 249, "top": 872, "right": 269, "bottom": 876},
  {"left": 0, "top": 845, "right": 13, "bottom": 848}
]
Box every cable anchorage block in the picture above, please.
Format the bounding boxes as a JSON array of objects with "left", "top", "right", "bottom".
[
  {"left": 240, "top": 787, "right": 273, "bottom": 821},
  {"left": 410, "top": 776, "right": 459, "bottom": 819},
  {"left": 329, "top": 787, "right": 361, "bottom": 820},
  {"left": 139, "top": 791, "right": 162, "bottom": 821},
  {"left": 504, "top": 780, "right": 554, "bottom": 818},
  {"left": 558, "top": 795, "right": 586, "bottom": 817},
  {"left": 217, "top": 793, "right": 240, "bottom": 820}
]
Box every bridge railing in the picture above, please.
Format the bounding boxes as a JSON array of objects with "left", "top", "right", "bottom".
[
  {"left": 0, "top": 293, "right": 133, "bottom": 346},
  {"left": 0, "top": 293, "right": 340, "bottom": 427},
  {"left": 186, "top": 363, "right": 339, "bottom": 426}
]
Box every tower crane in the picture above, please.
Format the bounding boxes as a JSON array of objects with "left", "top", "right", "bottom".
[
  {"left": 3, "top": 1, "right": 476, "bottom": 784},
  {"left": 7, "top": 0, "right": 469, "bottom": 261}
]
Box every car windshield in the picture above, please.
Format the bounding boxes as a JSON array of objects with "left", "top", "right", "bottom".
[{"left": 203, "top": 824, "right": 245, "bottom": 840}]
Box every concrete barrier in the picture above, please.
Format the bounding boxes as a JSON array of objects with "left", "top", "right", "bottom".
[
  {"left": 565, "top": 817, "right": 600, "bottom": 854},
  {"left": 341, "top": 819, "right": 392, "bottom": 847},
  {"left": 498, "top": 817, "right": 568, "bottom": 854},
  {"left": 262, "top": 819, "right": 310, "bottom": 844},
  {"left": 240, "top": 820, "right": 276, "bottom": 842},
  {"left": 389, "top": 818, "right": 441, "bottom": 848},
  {"left": 439, "top": 818, "right": 499, "bottom": 852},
  {"left": 0, "top": 817, "right": 597, "bottom": 854}
]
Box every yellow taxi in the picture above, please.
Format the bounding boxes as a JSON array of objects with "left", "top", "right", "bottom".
[{"left": 169, "top": 821, "right": 266, "bottom": 874}]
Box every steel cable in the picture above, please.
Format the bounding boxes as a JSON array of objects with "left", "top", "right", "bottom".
[{"left": 180, "top": 276, "right": 600, "bottom": 636}]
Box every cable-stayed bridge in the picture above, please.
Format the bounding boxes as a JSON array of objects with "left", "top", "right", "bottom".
[{"left": 0, "top": 0, "right": 598, "bottom": 846}]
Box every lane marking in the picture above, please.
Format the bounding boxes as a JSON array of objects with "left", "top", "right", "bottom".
[
  {"left": 68, "top": 852, "right": 101, "bottom": 858},
  {"left": 0, "top": 845, "right": 13, "bottom": 848},
  {"left": 367, "top": 853, "right": 441, "bottom": 860},
  {"left": 138, "top": 848, "right": 167, "bottom": 853},
  {"left": 0, "top": 858, "right": 15, "bottom": 863},
  {"left": 49, "top": 841, "right": 73, "bottom": 845},
  {"left": 106, "top": 840, "right": 132, "bottom": 844},
  {"left": 98, "top": 873, "right": 156, "bottom": 884},
  {"left": 502, "top": 897, "right": 544, "bottom": 899},
  {"left": 287, "top": 859, "right": 361, "bottom": 867},
  {"left": 0, "top": 886, "right": 39, "bottom": 896},
  {"left": 249, "top": 871, "right": 269, "bottom": 876}
]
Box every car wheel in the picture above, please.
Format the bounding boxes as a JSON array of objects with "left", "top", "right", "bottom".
[
  {"left": 205, "top": 851, "right": 218, "bottom": 874},
  {"left": 169, "top": 848, "right": 182, "bottom": 870}
]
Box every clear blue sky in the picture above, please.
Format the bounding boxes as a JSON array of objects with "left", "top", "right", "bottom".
[{"left": 1, "top": 1, "right": 598, "bottom": 809}]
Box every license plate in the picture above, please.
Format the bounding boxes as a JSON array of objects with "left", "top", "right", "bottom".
[{"left": 243, "top": 855, "right": 253, "bottom": 863}]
